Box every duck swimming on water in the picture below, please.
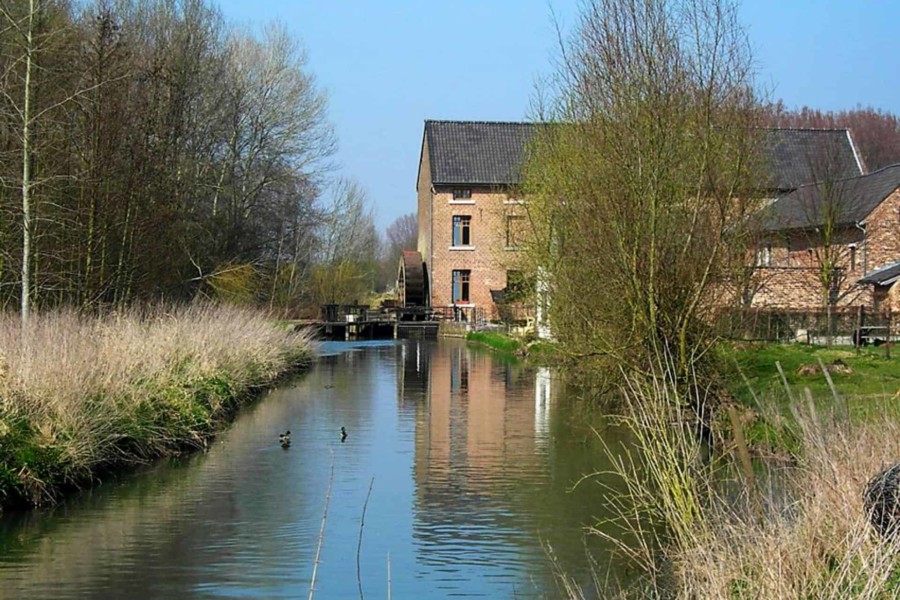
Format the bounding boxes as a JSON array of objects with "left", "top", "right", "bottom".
[
  {"left": 279, "top": 430, "right": 291, "bottom": 448},
  {"left": 340, "top": 426, "right": 347, "bottom": 442}
]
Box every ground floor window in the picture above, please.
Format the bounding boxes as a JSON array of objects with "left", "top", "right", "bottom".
[{"left": 452, "top": 269, "right": 471, "bottom": 302}]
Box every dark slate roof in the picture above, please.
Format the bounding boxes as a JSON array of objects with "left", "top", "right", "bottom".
[
  {"left": 859, "top": 260, "right": 900, "bottom": 286},
  {"left": 761, "top": 128, "right": 863, "bottom": 191},
  {"left": 422, "top": 121, "right": 863, "bottom": 190},
  {"left": 424, "top": 121, "right": 538, "bottom": 185},
  {"left": 761, "top": 164, "right": 900, "bottom": 232}
]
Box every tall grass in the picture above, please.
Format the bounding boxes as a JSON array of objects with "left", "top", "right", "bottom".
[
  {"left": 0, "top": 303, "right": 313, "bottom": 509},
  {"left": 568, "top": 361, "right": 900, "bottom": 599}
]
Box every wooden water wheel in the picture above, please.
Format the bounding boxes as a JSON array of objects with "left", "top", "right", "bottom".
[{"left": 398, "top": 250, "right": 427, "bottom": 307}]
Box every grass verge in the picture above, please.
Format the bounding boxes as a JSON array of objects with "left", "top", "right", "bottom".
[
  {"left": 719, "top": 342, "right": 900, "bottom": 454},
  {"left": 0, "top": 303, "right": 313, "bottom": 511},
  {"left": 466, "top": 331, "right": 523, "bottom": 355}
]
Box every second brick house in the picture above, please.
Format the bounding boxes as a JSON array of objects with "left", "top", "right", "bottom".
[{"left": 751, "top": 164, "right": 900, "bottom": 312}]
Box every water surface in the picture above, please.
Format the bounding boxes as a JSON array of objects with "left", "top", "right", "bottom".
[{"left": 0, "top": 339, "right": 631, "bottom": 598}]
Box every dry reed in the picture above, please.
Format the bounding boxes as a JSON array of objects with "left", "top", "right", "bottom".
[
  {"left": 0, "top": 303, "right": 313, "bottom": 508},
  {"left": 579, "top": 360, "right": 900, "bottom": 599}
]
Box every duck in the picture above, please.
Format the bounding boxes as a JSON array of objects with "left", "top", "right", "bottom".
[
  {"left": 340, "top": 426, "right": 347, "bottom": 442},
  {"left": 279, "top": 430, "right": 291, "bottom": 448}
]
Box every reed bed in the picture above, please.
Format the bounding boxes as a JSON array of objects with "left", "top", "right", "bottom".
[
  {"left": 0, "top": 304, "right": 313, "bottom": 509},
  {"left": 565, "top": 362, "right": 900, "bottom": 599}
]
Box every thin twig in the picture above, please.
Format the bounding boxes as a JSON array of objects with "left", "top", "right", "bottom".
[
  {"left": 775, "top": 360, "right": 795, "bottom": 404},
  {"left": 356, "top": 477, "right": 375, "bottom": 600},
  {"left": 308, "top": 450, "right": 335, "bottom": 600},
  {"left": 817, "top": 356, "right": 848, "bottom": 424}
]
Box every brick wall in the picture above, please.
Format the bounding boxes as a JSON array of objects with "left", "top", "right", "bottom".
[
  {"left": 749, "top": 267, "right": 871, "bottom": 309},
  {"left": 426, "top": 185, "right": 525, "bottom": 320},
  {"left": 860, "top": 188, "right": 900, "bottom": 274},
  {"left": 416, "top": 136, "right": 433, "bottom": 289}
]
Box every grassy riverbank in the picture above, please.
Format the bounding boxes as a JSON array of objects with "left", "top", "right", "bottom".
[
  {"left": 466, "top": 331, "right": 523, "bottom": 355},
  {"left": 721, "top": 343, "right": 900, "bottom": 453},
  {"left": 0, "top": 304, "right": 313, "bottom": 511},
  {"left": 551, "top": 341, "right": 900, "bottom": 598},
  {"left": 727, "top": 342, "right": 900, "bottom": 406},
  {"left": 465, "top": 331, "right": 559, "bottom": 365}
]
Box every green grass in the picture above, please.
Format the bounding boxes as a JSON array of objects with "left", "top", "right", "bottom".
[
  {"left": 719, "top": 342, "right": 900, "bottom": 453},
  {"left": 725, "top": 343, "right": 900, "bottom": 406},
  {"left": 466, "top": 331, "right": 523, "bottom": 355}
]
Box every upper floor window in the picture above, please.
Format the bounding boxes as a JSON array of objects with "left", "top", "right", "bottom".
[
  {"left": 452, "top": 215, "right": 471, "bottom": 246},
  {"left": 506, "top": 215, "right": 525, "bottom": 249},
  {"left": 453, "top": 189, "right": 472, "bottom": 200}
]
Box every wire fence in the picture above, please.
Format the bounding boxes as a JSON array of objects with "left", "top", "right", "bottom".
[{"left": 718, "top": 306, "right": 894, "bottom": 345}]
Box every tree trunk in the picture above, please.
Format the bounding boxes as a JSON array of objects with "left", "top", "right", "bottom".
[{"left": 20, "top": 0, "right": 37, "bottom": 325}]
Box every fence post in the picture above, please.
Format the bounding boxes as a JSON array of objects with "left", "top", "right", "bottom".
[
  {"left": 887, "top": 309, "right": 892, "bottom": 360},
  {"left": 856, "top": 305, "right": 864, "bottom": 355}
]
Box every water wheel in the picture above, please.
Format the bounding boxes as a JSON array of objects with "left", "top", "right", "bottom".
[{"left": 398, "top": 250, "right": 427, "bottom": 308}]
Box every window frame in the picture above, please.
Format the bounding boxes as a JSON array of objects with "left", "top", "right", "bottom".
[
  {"left": 505, "top": 214, "right": 525, "bottom": 249},
  {"left": 452, "top": 215, "right": 472, "bottom": 247},
  {"left": 452, "top": 269, "right": 471, "bottom": 303}
]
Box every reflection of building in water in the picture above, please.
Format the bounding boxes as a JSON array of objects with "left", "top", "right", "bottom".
[
  {"left": 405, "top": 342, "right": 554, "bottom": 537},
  {"left": 534, "top": 367, "right": 551, "bottom": 449},
  {"left": 397, "top": 340, "right": 431, "bottom": 417}
]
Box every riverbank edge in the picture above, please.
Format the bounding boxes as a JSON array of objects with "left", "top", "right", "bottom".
[
  {"left": 464, "top": 331, "right": 559, "bottom": 363},
  {"left": 0, "top": 329, "right": 315, "bottom": 514}
]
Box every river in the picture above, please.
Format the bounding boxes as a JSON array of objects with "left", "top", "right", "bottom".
[{"left": 0, "top": 339, "right": 633, "bottom": 599}]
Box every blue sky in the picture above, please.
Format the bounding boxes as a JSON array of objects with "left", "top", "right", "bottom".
[{"left": 217, "top": 1, "right": 900, "bottom": 231}]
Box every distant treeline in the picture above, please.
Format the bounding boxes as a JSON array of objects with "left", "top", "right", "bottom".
[{"left": 0, "top": 0, "right": 335, "bottom": 314}]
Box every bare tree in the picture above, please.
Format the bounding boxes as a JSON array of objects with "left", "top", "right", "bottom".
[
  {"left": 310, "top": 179, "right": 379, "bottom": 306},
  {"left": 377, "top": 212, "right": 416, "bottom": 292},
  {"left": 521, "top": 0, "right": 764, "bottom": 386}
]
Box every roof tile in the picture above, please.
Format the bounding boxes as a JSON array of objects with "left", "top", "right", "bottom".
[{"left": 423, "top": 121, "right": 863, "bottom": 190}]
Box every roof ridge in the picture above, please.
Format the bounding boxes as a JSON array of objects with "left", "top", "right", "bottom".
[
  {"left": 860, "top": 163, "right": 900, "bottom": 176},
  {"left": 788, "top": 162, "right": 900, "bottom": 192},
  {"left": 425, "top": 120, "right": 852, "bottom": 133},
  {"left": 764, "top": 126, "right": 851, "bottom": 133},
  {"left": 425, "top": 119, "right": 535, "bottom": 126}
]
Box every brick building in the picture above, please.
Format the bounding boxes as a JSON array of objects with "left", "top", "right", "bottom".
[
  {"left": 414, "top": 121, "right": 535, "bottom": 322},
  {"left": 751, "top": 164, "right": 900, "bottom": 311},
  {"left": 410, "top": 120, "right": 869, "bottom": 322}
]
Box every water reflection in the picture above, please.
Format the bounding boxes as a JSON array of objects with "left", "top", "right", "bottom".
[{"left": 0, "top": 339, "right": 630, "bottom": 599}]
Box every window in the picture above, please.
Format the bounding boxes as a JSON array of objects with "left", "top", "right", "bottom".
[
  {"left": 450, "top": 347, "right": 469, "bottom": 393},
  {"left": 850, "top": 244, "right": 857, "bottom": 271},
  {"left": 453, "top": 189, "right": 471, "bottom": 200},
  {"left": 505, "top": 215, "right": 525, "bottom": 248},
  {"left": 452, "top": 215, "right": 471, "bottom": 246},
  {"left": 755, "top": 242, "right": 772, "bottom": 267},
  {"left": 452, "top": 269, "right": 471, "bottom": 303}
]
